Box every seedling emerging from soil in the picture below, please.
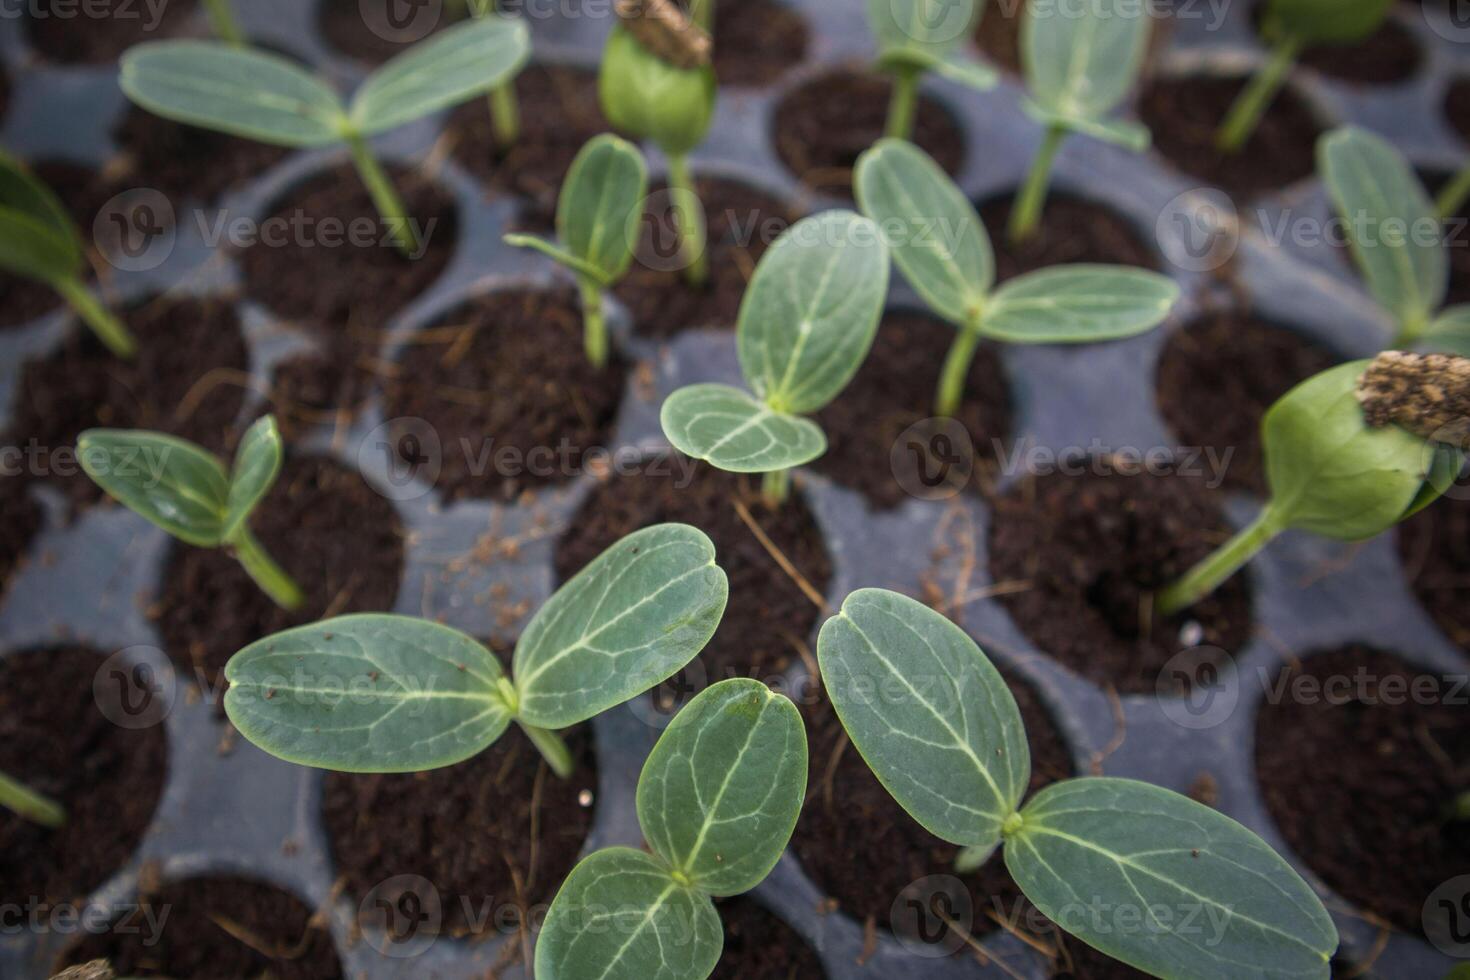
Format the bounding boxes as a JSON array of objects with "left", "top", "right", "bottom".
[
  {"left": 465, "top": 0, "right": 522, "bottom": 148},
  {"left": 1216, "top": 0, "right": 1391, "bottom": 153},
  {"left": 820, "top": 588, "right": 1340, "bottom": 979},
  {"left": 869, "top": 0, "right": 996, "bottom": 141},
  {"left": 224, "top": 524, "right": 728, "bottom": 777},
  {"left": 599, "top": 0, "right": 716, "bottom": 285},
  {"left": 1011, "top": 0, "right": 1153, "bottom": 243},
  {"left": 660, "top": 211, "right": 890, "bottom": 504},
  {"left": 78, "top": 416, "right": 305, "bottom": 611},
  {"left": 120, "top": 17, "right": 530, "bottom": 256},
  {"left": 0, "top": 153, "right": 136, "bottom": 357},
  {"left": 202, "top": 0, "right": 244, "bottom": 46},
  {"left": 1321, "top": 127, "right": 1470, "bottom": 354},
  {"left": 536, "top": 678, "right": 805, "bottom": 980},
  {"left": 1157, "top": 360, "right": 1459, "bottom": 614},
  {"left": 0, "top": 770, "right": 65, "bottom": 828},
  {"left": 856, "top": 140, "right": 1178, "bottom": 417},
  {"left": 505, "top": 135, "right": 648, "bottom": 367}
]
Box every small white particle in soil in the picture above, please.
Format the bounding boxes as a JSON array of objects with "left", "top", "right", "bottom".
[
  {"left": 578, "top": 789, "right": 594, "bottom": 807},
  {"left": 1178, "top": 621, "right": 1204, "bottom": 648}
]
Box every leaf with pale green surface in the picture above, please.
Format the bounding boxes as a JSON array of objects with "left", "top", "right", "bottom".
[
  {"left": 817, "top": 589, "right": 1029, "bottom": 849},
  {"left": 1023, "top": 0, "right": 1153, "bottom": 129},
  {"left": 0, "top": 152, "right": 82, "bottom": 283},
  {"left": 637, "top": 678, "right": 807, "bottom": 896},
  {"left": 532, "top": 134, "right": 648, "bottom": 285},
  {"left": 1265, "top": 0, "right": 1391, "bottom": 45},
  {"left": 225, "top": 615, "right": 513, "bottom": 773},
  {"left": 981, "top": 265, "right": 1179, "bottom": 343},
  {"left": 1021, "top": 99, "right": 1151, "bottom": 150},
  {"left": 512, "top": 523, "right": 728, "bottom": 729},
  {"left": 77, "top": 429, "right": 229, "bottom": 547},
  {"left": 1007, "top": 777, "right": 1338, "bottom": 980},
  {"left": 660, "top": 384, "right": 827, "bottom": 473},
  {"left": 1426, "top": 304, "right": 1470, "bottom": 356},
  {"left": 870, "top": 0, "right": 994, "bottom": 90},
  {"left": 222, "top": 416, "right": 283, "bottom": 543},
  {"left": 855, "top": 138, "right": 992, "bottom": 328}
]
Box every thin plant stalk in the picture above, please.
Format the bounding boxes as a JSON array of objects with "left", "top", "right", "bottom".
[
  {"left": 54, "top": 276, "right": 136, "bottom": 358},
  {"left": 345, "top": 132, "right": 421, "bottom": 257},
  {"left": 689, "top": 0, "right": 714, "bottom": 32},
  {"left": 1008, "top": 124, "right": 1066, "bottom": 245},
  {"left": 1156, "top": 508, "right": 1282, "bottom": 616},
  {"left": 578, "top": 276, "right": 609, "bottom": 368},
  {"left": 519, "top": 722, "right": 575, "bottom": 778},
  {"left": 202, "top": 0, "right": 246, "bottom": 46},
  {"left": 885, "top": 67, "right": 921, "bottom": 142},
  {"left": 1438, "top": 164, "right": 1470, "bottom": 220},
  {"left": 762, "top": 468, "right": 790, "bottom": 507},
  {"left": 936, "top": 315, "right": 983, "bottom": 417},
  {"left": 469, "top": 0, "right": 521, "bottom": 147},
  {"left": 1215, "top": 35, "right": 1302, "bottom": 153},
  {"left": 667, "top": 153, "right": 709, "bottom": 286},
  {"left": 232, "top": 528, "right": 306, "bottom": 611},
  {"left": 0, "top": 771, "right": 65, "bottom": 828}
]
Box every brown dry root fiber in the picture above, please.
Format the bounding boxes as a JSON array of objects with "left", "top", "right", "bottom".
[
  {"left": 616, "top": 0, "right": 711, "bottom": 68},
  {"left": 51, "top": 963, "right": 115, "bottom": 980},
  {"left": 1357, "top": 351, "right": 1470, "bottom": 449}
]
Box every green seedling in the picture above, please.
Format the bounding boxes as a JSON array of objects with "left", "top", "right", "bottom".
[
  {"left": 856, "top": 139, "right": 1178, "bottom": 417},
  {"left": 1321, "top": 127, "right": 1470, "bottom": 354},
  {"left": 0, "top": 770, "right": 65, "bottom": 828},
  {"left": 1157, "top": 361, "right": 1457, "bottom": 614},
  {"left": 465, "top": 0, "right": 522, "bottom": 148},
  {"left": 1217, "top": 0, "right": 1392, "bottom": 153},
  {"left": 660, "top": 210, "right": 890, "bottom": 505},
  {"left": 202, "top": 0, "right": 245, "bottom": 46},
  {"left": 1011, "top": 0, "right": 1154, "bottom": 243},
  {"left": 120, "top": 17, "right": 530, "bottom": 257},
  {"left": 869, "top": 0, "right": 996, "bottom": 142},
  {"left": 599, "top": 0, "right": 716, "bottom": 286},
  {"left": 536, "top": 678, "right": 806, "bottom": 980},
  {"left": 1437, "top": 162, "right": 1470, "bottom": 221},
  {"left": 78, "top": 416, "right": 305, "bottom": 611},
  {"left": 505, "top": 135, "right": 649, "bottom": 367},
  {"left": 0, "top": 152, "right": 135, "bottom": 358},
  {"left": 223, "top": 524, "right": 728, "bottom": 777},
  {"left": 820, "top": 588, "right": 1340, "bottom": 979}
]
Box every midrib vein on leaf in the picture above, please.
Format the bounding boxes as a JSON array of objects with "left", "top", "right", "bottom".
[
  {"left": 1343, "top": 142, "right": 1430, "bottom": 322},
  {"left": 769, "top": 242, "right": 844, "bottom": 404},
  {"left": 589, "top": 883, "right": 678, "bottom": 980},
  {"left": 679, "top": 695, "right": 768, "bottom": 874},
  {"left": 136, "top": 65, "right": 337, "bottom": 124},
  {"left": 878, "top": 160, "right": 974, "bottom": 309}
]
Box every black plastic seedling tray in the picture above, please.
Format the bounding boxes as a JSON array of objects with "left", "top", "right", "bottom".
[{"left": 1, "top": 0, "right": 1468, "bottom": 977}]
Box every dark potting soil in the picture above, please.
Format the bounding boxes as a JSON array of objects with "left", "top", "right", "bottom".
[
  {"left": 554, "top": 467, "right": 831, "bottom": 684},
  {"left": 25, "top": 0, "right": 198, "bottom": 64},
  {"left": 1445, "top": 76, "right": 1470, "bottom": 147},
  {"left": 322, "top": 724, "right": 596, "bottom": 938},
  {"left": 1154, "top": 311, "right": 1339, "bottom": 496},
  {"left": 615, "top": 176, "right": 800, "bottom": 338},
  {"left": 5, "top": 294, "right": 250, "bottom": 509},
  {"left": 1398, "top": 493, "right": 1470, "bottom": 648},
  {"left": 988, "top": 469, "right": 1253, "bottom": 694},
  {"left": 773, "top": 69, "right": 966, "bottom": 200},
  {"left": 61, "top": 875, "right": 342, "bottom": 979},
  {"left": 711, "top": 897, "right": 827, "bottom": 980},
  {"left": 1052, "top": 936, "right": 1154, "bottom": 979},
  {"left": 813, "top": 311, "right": 1014, "bottom": 508},
  {"left": 111, "top": 106, "right": 291, "bottom": 206},
  {"left": 702, "top": 0, "right": 810, "bottom": 88},
  {"left": 1137, "top": 74, "right": 1322, "bottom": 198},
  {"left": 0, "top": 476, "right": 41, "bottom": 588},
  {"left": 1255, "top": 645, "right": 1470, "bottom": 936},
  {"left": 975, "top": 0, "right": 1023, "bottom": 74},
  {"left": 316, "top": 0, "right": 462, "bottom": 64},
  {"left": 239, "top": 163, "right": 458, "bottom": 337},
  {"left": 1252, "top": 2, "right": 1421, "bottom": 86},
  {"left": 0, "top": 646, "right": 167, "bottom": 906},
  {"left": 382, "top": 287, "right": 629, "bottom": 501},
  {"left": 448, "top": 65, "right": 608, "bottom": 232},
  {"left": 266, "top": 347, "right": 377, "bottom": 439},
  {"left": 977, "top": 193, "right": 1159, "bottom": 283},
  {"left": 155, "top": 455, "right": 405, "bottom": 691}
]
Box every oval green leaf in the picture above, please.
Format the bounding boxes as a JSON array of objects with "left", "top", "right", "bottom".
[
  {"left": 1320, "top": 126, "right": 1446, "bottom": 336},
  {"left": 0, "top": 152, "right": 82, "bottom": 281},
  {"left": 535, "top": 847, "right": 723, "bottom": 980},
  {"left": 598, "top": 26, "right": 716, "bottom": 156},
  {"left": 868, "top": 0, "right": 979, "bottom": 71},
  {"left": 1265, "top": 0, "right": 1391, "bottom": 45},
  {"left": 1006, "top": 777, "right": 1338, "bottom": 980},
  {"left": 982, "top": 265, "right": 1178, "bottom": 343},
  {"left": 223, "top": 415, "right": 283, "bottom": 543},
  {"left": 224, "top": 615, "right": 513, "bottom": 773},
  {"left": 120, "top": 41, "right": 346, "bottom": 147},
  {"left": 855, "top": 139, "right": 992, "bottom": 328},
  {"left": 637, "top": 679, "right": 807, "bottom": 897},
  {"left": 1023, "top": 0, "right": 1153, "bottom": 125},
  {"left": 1427, "top": 304, "right": 1470, "bottom": 357},
  {"left": 817, "top": 588, "right": 1030, "bottom": 849},
  {"left": 737, "top": 210, "right": 890, "bottom": 414},
  {"left": 77, "top": 429, "right": 228, "bottom": 547},
  {"left": 660, "top": 384, "right": 828, "bottom": 473},
  {"left": 557, "top": 134, "right": 649, "bottom": 285},
  {"left": 352, "top": 15, "right": 530, "bottom": 135},
  {"left": 512, "top": 524, "right": 729, "bottom": 729}
]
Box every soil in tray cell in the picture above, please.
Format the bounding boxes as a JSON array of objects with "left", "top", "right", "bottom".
[
  {"left": 978, "top": 192, "right": 1160, "bottom": 283},
  {"left": 62, "top": 875, "right": 342, "bottom": 979},
  {"left": 154, "top": 455, "right": 405, "bottom": 691},
  {"left": 1252, "top": 2, "right": 1422, "bottom": 86},
  {"left": 710, "top": 897, "right": 827, "bottom": 979},
  {"left": 1446, "top": 77, "right": 1470, "bottom": 148},
  {"left": 554, "top": 467, "right": 831, "bottom": 686},
  {"left": 317, "top": 0, "right": 463, "bottom": 64},
  {"left": 381, "top": 287, "right": 629, "bottom": 501},
  {"left": 1398, "top": 492, "right": 1470, "bottom": 649},
  {"left": 696, "top": 0, "right": 810, "bottom": 88},
  {"left": 266, "top": 347, "right": 378, "bottom": 439},
  {"left": 773, "top": 69, "right": 966, "bottom": 201},
  {"left": 0, "top": 474, "right": 42, "bottom": 590},
  {"left": 26, "top": 0, "right": 198, "bottom": 64},
  {"left": 988, "top": 469, "right": 1254, "bottom": 694},
  {"left": 0, "top": 646, "right": 167, "bottom": 907},
  {"left": 111, "top": 106, "right": 292, "bottom": 206},
  {"left": 323, "top": 723, "right": 597, "bottom": 942}
]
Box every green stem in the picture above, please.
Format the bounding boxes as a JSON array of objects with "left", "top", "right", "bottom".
[
  {"left": 518, "top": 722, "right": 574, "bottom": 778},
  {"left": 1156, "top": 507, "right": 1283, "bottom": 617},
  {"left": 578, "top": 275, "right": 608, "bottom": 368},
  {"left": 345, "top": 130, "right": 421, "bottom": 258},
  {"left": 885, "top": 67, "right": 920, "bottom": 142},
  {"left": 231, "top": 527, "right": 306, "bottom": 611},
  {"left": 667, "top": 153, "right": 709, "bottom": 287},
  {"left": 936, "top": 315, "right": 983, "bottom": 417},
  {"left": 0, "top": 771, "right": 65, "bottom": 828},
  {"left": 689, "top": 0, "right": 714, "bottom": 32},
  {"left": 1008, "top": 125, "right": 1065, "bottom": 245},
  {"left": 1392, "top": 313, "right": 1429, "bottom": 348},
  {"left": 1438, "top": 164, "right": 1470, "bottom": 220},
  {"left": 762, "top": 469, "right": 790, "bottom": 507},
  {"left": 1215, "top": 36, "right": 1302, "bottom": 154},
  {"left": 202, "top": 0, "right": 245, "bottom": 45},
  {"left": 488, "top": 82, "right": 521, "bottom": 149},
  {"left": 54, "top": 275, "right": 136, "bottom": 359}
]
